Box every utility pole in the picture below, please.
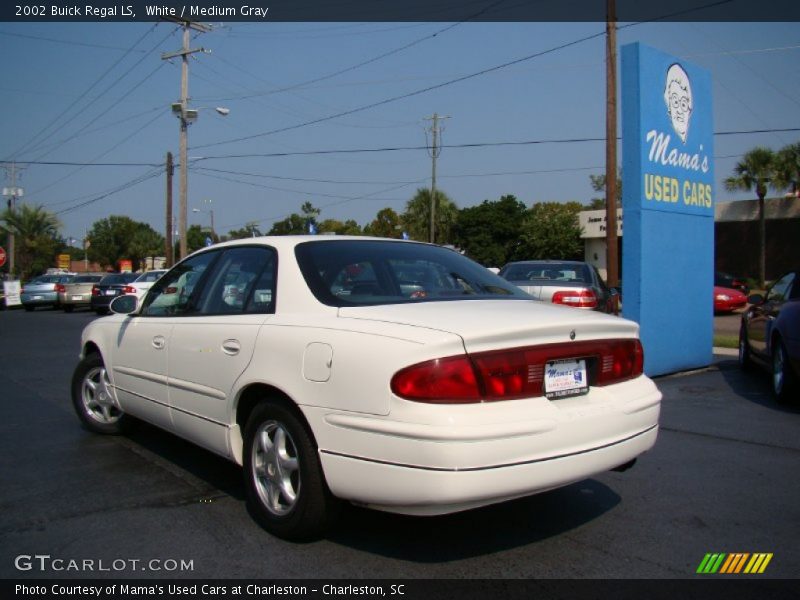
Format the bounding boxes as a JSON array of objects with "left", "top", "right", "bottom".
[
  {"left": 162, "top": 18, "right": 210, "bottom": 260},
  {"left": 605, "top": 0, "right": 620, "bottom": 288},
  {"left": 2, "top": 162, "right": 24, "bottom": 277},
  {"left": 165, "top": 151, "right": 174, "bottom": 267},
  {"left": 424, "top": 113, "right": 449, "bottom": 244}
]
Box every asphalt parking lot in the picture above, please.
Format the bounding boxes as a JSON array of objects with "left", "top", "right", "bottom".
[{"left": 0, "top": 307, "right": 798, "bottom": 580}]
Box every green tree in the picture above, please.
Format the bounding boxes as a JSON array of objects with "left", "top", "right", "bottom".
[
  {"left": 363, "top": 207, "right": 403, "bottom": 238},
  {"left": 227, "top": 221, "right": 263, "bottom": 240},
  {"left": 0, "top": 204, "right": 62, "bottom": 279},
  {"left": 453, "top": 195, "right": 527, "bottom": 267},
  {"left": 318, "top": 219, "right": 362, "bottom": 236},
  {"left": 269, "top": 202, "right": 321, "bottom": 235},
  {"left": 517, "top": 201, "right": 584, "bottom": 260},
  {"left": 402, "top": 188, "right": 458, "bottom": 244},
  {"left": 724, "top": 147, "right": 777, "bottom": 287},
  {"left": 87, "top": 216, "right": 164, "bottom": 271},
  {"left": 587, "top": 171, "right": 622, "bottom": 209},
  {"left": 185, "top": 224, "right": 209, "bottom": 254},
  {"left": 774, "top": 142, "right": 800, "bottom": 197}
]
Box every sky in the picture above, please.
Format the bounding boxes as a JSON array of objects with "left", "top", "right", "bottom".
[{"left": 1, "top": 10, "right": 798, "bottom": 246}]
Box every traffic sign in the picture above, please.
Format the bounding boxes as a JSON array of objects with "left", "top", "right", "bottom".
[{"left": 0, "top": 246, "right": 6, "bottom": 268}]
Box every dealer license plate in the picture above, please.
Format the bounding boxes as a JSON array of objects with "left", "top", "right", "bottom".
[
  {"left": 106, "top": 290, "right": 118, "bottom": 296},
  {"left": 33, "top": 295, "right": 43, "bottom": 300},
  {"left": 72, "top": 295, "right": 84, "bottom": 301},
  {"left": 544, "top": 358, "right": 588, "bottom": 399}
]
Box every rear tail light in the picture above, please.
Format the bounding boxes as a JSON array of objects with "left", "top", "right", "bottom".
[
  {"left": 391, "top": 339, "right": 644, "bottom": 403},
  {"left": 552, "top": 289, "right": 598, "bottom": 308},
  {"left": 55, "top": 283, "right": 66, "bottom": 293},
  {"left": 123, "top": 285, "right": 137, "bottom": 294},
  {"left": 91, "top": 286, "right": 100, "bottom": 296}
]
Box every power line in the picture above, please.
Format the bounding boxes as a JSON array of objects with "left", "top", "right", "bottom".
[
  {"left": 53, "top": 166, "right": 165, "bottom": 215},
  {"left": 0, "top": 29, "right": 151, "bottom": 52}
]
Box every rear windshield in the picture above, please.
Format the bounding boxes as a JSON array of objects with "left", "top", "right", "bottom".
[
  {"left": 30, "top": 275, "right": 73, "bottom": 284},
  {"left": 296, "top": 240, "right": 529, "bottom": 306},
  {"left": 100, "top": 273, "right": 137, "bottom": 285},
  {"left": 74, "top": 275, "right": 103, "bottom": 283},
  {"left": 501, "top": 263, "right": 590, "bottom": 284},
  {"left": 135, "top": 271, "right": 166, "bottom": 283}
]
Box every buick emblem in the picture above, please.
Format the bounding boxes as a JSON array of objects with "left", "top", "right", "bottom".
[{"left": 569, "top": 330, "right": 576, "bottom": 340}]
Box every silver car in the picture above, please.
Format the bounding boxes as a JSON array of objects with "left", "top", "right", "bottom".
[
  {"left": 499, "top": 260, "right": 619, "bottom": 314},
  {"left": 21, "top": 274, "right": 75, "bottom": 311}
]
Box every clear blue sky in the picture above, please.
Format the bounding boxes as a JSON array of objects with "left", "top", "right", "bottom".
[{"left": 1, "top": 18, "right": 798, "bottom": 245}]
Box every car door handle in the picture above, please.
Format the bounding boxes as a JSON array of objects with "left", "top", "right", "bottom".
[
  {"left": 152, "top": 335, "right": 166, "bottom": 350},
  {"left": 222, "top": 339, "right": 241, "bottom": 356}
]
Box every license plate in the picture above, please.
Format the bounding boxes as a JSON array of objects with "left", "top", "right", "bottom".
[
  {"left": 544, "top": 358, "right": 588, "bottom": 399},
  {"left": 33, "top": 295, "right": 43, "bottom": 300},
  {"left": 72, "top": 295, "right": 84, "bottom": 301},
  {"left": 106, "top": 290, "right": 118, "bottom": 296}
]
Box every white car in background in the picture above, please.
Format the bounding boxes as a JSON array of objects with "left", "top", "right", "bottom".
[
  {"left": 71, "top": 236, "right": 661, "bottom": 540},
  {"left": 122, "top": 269, "right": 167, "bottom": 301}
]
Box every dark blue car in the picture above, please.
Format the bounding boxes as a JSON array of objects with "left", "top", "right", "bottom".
[{"left": 739, "top": 269, "right": 800, "bottom": 403}]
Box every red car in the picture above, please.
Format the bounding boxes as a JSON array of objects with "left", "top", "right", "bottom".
[{"left": 714, "top": 285, "right": 747, "bottom": 313}]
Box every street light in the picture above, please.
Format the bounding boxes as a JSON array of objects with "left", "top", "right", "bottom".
[{"left": 192, "top": 198, "right": 215, "bottom": 237}]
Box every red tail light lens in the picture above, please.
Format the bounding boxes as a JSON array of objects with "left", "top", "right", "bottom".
[
  {"left": 123, "top": 285, "right": 137, "bottom": 294},
  {"left": 552, "top": 289, "right": 598, "bottom": 308},
  {"left": 391, "top": 339, "right": 644, "bottom": 403},
  {"left": 55, "top": 284, "right": 65, "bottom": 293},
  {"left": 91, "top": 286, "right": 100, "bottom": 296}
]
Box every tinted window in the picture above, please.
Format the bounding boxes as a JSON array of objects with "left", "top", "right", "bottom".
[
  {"left": 501, "top": 263, "right": 589, "bottom": 283},
  {"left": 768, "top": 273, "right": 795, "bottom": 303},
  {"left": 74, "top": 275, "right": 103, "bottom": 283},
  {"left": 100, "top": 274, "right": 137, "bottom": 285},
  {"left": 296, "top": 240, "right": 527, "bottom": 307},
  {"left": 141, "top": 251, "right": 219, "bottom": 316},
  {"left": 193, "top": 247, "right": 276, "bottom": 315},
  {"left": 135, "top": 271, "right": 166, "bottom": 283}
]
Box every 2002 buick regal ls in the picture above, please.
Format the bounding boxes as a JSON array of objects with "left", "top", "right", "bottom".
[{"left": 71, "top": 236, "right": 661, "bottom": 540}]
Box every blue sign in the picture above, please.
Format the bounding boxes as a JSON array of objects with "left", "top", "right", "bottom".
[
  {"left": 205, "top": 236, "right": 213, "bottom": 247},
  {"left": 308, "top": 222, "right": 317, "bottom": 235},
  {"left": 621, "top": 43, "right": 714, "bottom": 376}
]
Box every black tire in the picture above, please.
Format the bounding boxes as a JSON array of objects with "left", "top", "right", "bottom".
[
  {"left": 71, "top": 353, "right": 127, "bottom": 434},
  {"left": 95, "top": 308, "right": 107, "bottom": 316},
  {"left": 738, "top": 325, "right": 752, "bottom": 371},
  {"left": 63, "top": 304, "right": 74, "bottom": 313},
  {"left": 772, "top": 338, "right": 798, "bottom": 404},
  {"left": 243, "top": 402, "right": 339, "bottom": 541}
]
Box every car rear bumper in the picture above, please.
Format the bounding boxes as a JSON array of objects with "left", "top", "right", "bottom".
[
  {"left": 21, "top": 292, "right": 58, "bottom": 306},
  {"left": 318, "top": 424, "right": 657, "bottom": 515},
  {"left": 306, "top": 378, "right": 661, "bottom": 515}
]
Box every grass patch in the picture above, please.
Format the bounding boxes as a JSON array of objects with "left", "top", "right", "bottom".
[{"left": 714, "top": 334, "right": 739, "bottom": 349}]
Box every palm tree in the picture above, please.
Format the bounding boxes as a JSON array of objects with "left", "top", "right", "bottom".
[
  {"left": 774, "top": 142, "right": 800, "bottom": 197},
  {"left": 724, "top": 147, "right": 776, "bottom": 288},
  {"left": 402, "top": 188, "right": 458, "bottom": 244},
  {"left": 0, "top": 204, "right": 61, "bottom": 280}
]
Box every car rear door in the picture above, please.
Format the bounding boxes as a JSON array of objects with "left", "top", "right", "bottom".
[
  {"left": 747, "top": 273, "right": 794, "bottom": 359},
  {"left": 166, "top": 246, "right": 277, "bottom": 457}
]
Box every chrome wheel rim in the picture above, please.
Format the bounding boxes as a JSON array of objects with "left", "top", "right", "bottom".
[
  {"left": 251, "top": 420, "right": 300, "bottom": 516},
  {"left": 82, "top": 366, "right": 121, "bottom": 424},
  {"left": 773, "top": 345, "right": 785, "bottom": 395}
]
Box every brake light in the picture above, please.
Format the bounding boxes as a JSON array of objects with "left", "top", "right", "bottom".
[
  {"left": 91, "top": 286, "right": 100, "bottom": 296},
  {"left": 123, "top": 285, "right": 137, "bottom": 294},
  {"left": 55, "top": 283, "right": 66, "bottom": 293},
  {"left": 391, "top": 339, "right": 644, "bottom": 403},
  {"left": 552, "top": 289, "right": 598, "bottom": 308}
]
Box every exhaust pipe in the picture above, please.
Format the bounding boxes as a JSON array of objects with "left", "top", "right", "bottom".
[{"left": 611, "top": 458, "right": 637, "bottom": 472}]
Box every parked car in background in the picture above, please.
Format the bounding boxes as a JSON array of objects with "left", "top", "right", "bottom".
[
  {"left": 498, "top": 260, "right": 619, "bottom": 314},
  {"left": 71, "top": 237, "right": 661, "bottom": 540},
  {"left": 90, "top": 273, "right": 139, "bottom": 315},
  {"left": 20, "top": 274, "right": 75, "bottom": 311},
  {"left": 739, "top": 269, "right": 800, "bottom": 403},
  {"left": 58, "top": 274, "right": 104, "bottom": 312},
  {"left": 715, "top": 271, "right": 749, "bottom": 295},
  {"left": 122, "top": 269, "right": 167, "bottom": 302},
  {"left": 713, "top": 285, "right": 748, "bottom": 313}
]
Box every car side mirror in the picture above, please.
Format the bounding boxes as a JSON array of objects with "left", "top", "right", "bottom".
[
  {"left": 746, "top": 293, "right": 764, "bottom": 305},
  {"left": 110, "top": 294, "right": 138, "bottom": 315}
]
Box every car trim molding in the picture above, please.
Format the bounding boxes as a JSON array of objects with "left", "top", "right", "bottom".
[
  {"left": 114, "top": 384, "right": 229, "bottom": 427},
  {"left": 320, "top": 424, "right": 658, "bottom": 472}
]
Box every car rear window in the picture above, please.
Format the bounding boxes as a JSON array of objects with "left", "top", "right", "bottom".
[
  {"left": 502, "top": 263, "right": 590, "bottom": 283},
  {"left": 74, "top": 275, "right": 103, "bottom": 283},
  {"left": 296, "top": 240, "right": 529, "bottom": 307}
]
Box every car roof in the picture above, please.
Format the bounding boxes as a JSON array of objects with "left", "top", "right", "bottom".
[{"left": 185, "top": 235, "right": 425, "bottom": 256}]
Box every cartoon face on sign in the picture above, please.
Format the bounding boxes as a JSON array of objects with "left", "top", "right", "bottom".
[{"left": 663, "top": 63, "right": 693, "bottom": 143}]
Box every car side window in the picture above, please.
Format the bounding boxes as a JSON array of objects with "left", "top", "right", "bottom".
[
  {"left": 140, "top": 251, "right": 219, "bottom": 316},
  {"left": 767, "top": 273, "right": 795, "bottom": 303},
  {"left": 194, "top": 247, "right": 277, "bottom": 315}
]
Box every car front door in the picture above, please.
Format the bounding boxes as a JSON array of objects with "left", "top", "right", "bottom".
[
  {"left": 113, "top": 251, "right": 220, "bottom": 430},
  {"left": 747, "top": 273, "right": 794, "bottom": 359},
  {"left": 166, "top": 246, "right": 277, "bottom": 457}
]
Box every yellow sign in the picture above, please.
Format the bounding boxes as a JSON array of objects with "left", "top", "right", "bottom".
[{"left": 57, "top": 254, "right": 71, "bottom": 270}]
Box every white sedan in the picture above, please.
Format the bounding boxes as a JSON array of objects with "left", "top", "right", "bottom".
[
  {"left": 71, "top": 236, "right": 661, "bottom": 540},
  {"left": 122, "top": 269, "right": 167, "bottom": 301}
]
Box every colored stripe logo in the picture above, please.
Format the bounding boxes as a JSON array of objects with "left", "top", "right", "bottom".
[{"left": 696, "top": 553, "right": 773, "bottom": 574}]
